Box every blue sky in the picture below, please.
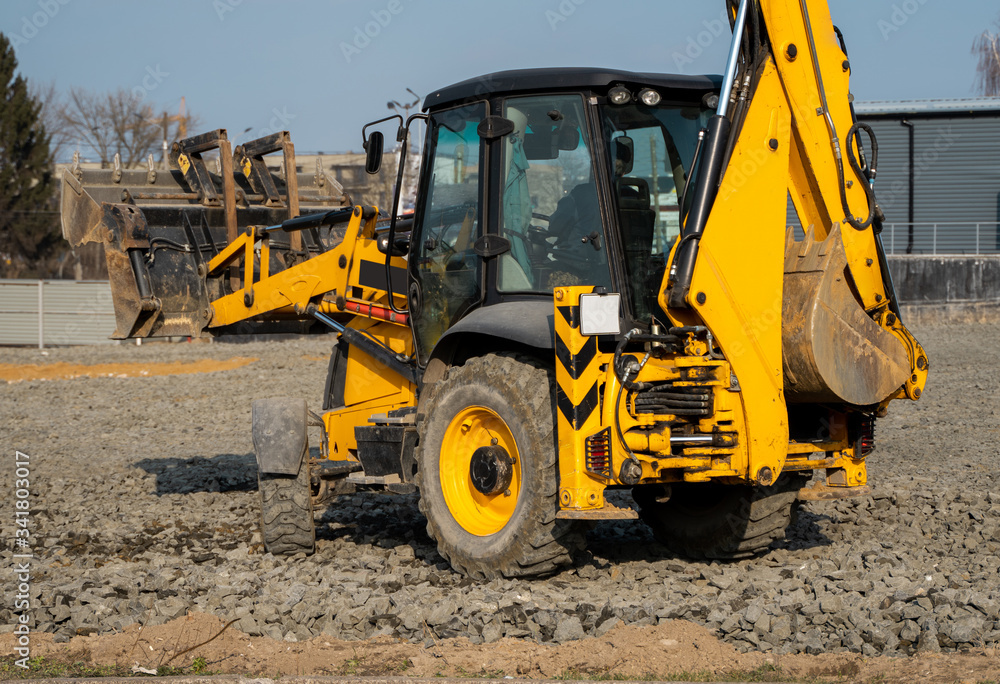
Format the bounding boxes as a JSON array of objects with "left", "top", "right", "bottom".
[{"left": 3, "top": 0, "right": 997, "bottom": 160}]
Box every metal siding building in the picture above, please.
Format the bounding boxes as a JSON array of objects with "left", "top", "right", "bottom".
[
  {"left": 858, "top": 99, "right": 1000, "bottom": 254},
  {"left": 0, "top": 280, "right": 117, "bottom": 346},
  {"left": 785, "top": 98, "right": 1000, "bottom": 255}
]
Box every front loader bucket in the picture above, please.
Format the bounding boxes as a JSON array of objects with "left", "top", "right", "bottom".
[
  {"left": 61, "top": 130, "right": 350, "bottom": 338},
  {"left": 782, "top": 226, "right": 909, "bottom": 405}
]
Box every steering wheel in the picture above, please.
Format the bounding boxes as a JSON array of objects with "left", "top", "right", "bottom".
[{"left": 526, "top": 212, "right": 554, "bottom": 253}]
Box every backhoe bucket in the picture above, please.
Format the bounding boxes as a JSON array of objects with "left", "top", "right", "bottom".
[
  {"left": 782, "top": 226, "right": 909, "bottom": 405},
  {"left": 60, "top": 130, "right": 350, "bottom": 338}
]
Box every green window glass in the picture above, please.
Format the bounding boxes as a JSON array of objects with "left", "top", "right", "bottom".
[{"left": 498, "top": 94, "right": 612, "bottom": 293}]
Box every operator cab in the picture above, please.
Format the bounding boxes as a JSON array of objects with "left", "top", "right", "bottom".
[{"left": 403, "top": 68, "right": 720, "bottom": 364}]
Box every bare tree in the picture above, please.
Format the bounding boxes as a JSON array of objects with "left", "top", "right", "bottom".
[
  {"left": 973, "top": 17, "right": 1000, "bottom": 96},
  {"left": 57, "top": 87, "right": 195, "bottom": 168},
  {"left": 29, "top": 80, "right": 74, "bottom": 162}
]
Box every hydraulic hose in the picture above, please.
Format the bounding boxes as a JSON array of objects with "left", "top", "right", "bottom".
[
  {"left": 839, "top": 122, "right": 878, "bottom": 231},
  {"left": 798, "top": 0, "right": 877, "bottom": 232},
  {"left": 833, "top": 24, "right": 901, "bottom": 316},
  {"left": 612, "top": 329, "right": 646, "bottom": 466}
]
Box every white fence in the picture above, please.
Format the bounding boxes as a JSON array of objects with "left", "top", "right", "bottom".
[
  {"left": 882, "top": 223, "right": 1000, "bottom": 256},
  {"left": 0, "top": 280, "right": 116, "bottom": 347},
  {"left": 2, "top": 226, "right": 998, "bottom": 349}
]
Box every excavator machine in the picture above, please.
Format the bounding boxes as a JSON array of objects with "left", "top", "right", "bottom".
[{"left": 62, "top": 0, "right": 928, "bottom": 578}]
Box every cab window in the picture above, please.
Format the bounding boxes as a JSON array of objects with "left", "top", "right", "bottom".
[
  {"left": 601, "top": 101, "right": 711, "bottom": 323},
  {"left": 498, "top": 94, "right": 612, "bottom": 294}
]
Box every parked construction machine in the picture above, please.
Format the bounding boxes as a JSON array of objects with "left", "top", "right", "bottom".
[{"left": 62, "top": 0, "right": 927, "bottom": 578}]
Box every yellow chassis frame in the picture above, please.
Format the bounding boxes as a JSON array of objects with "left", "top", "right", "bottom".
[{"left": 204, "top": 206, "right": 416, "bottom": 464}]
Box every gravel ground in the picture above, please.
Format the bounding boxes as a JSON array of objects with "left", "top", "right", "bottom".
[{"left": 0, "top": 322, "right": 998, "bottom": 657}]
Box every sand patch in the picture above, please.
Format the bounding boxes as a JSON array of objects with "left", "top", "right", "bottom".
[{"left": 0, "top": 358, "right": 258, "bottom": 383}]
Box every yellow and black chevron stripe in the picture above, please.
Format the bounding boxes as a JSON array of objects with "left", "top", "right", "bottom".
[
  {"left": 554, "top": 300, "right": 602, "bottom": 429},
  {"left": 555, "top": 287, "right": 604, "bottom": 484},
  {"left": 553, "top": 287, "right": 610, "bottom": 509}
]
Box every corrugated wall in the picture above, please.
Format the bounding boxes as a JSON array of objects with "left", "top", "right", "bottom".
[
  {"left": 0, "top": 280, "right": 117, "bottom": 346},
  {"left": 864, "top": 115, "right": 1000, "bottom": 254},
  {"left": 866, "top": 117, "right": 1000, "bottom": 224},
  {"left": 785, "top": 111, "right": 1000, "bottom": 254}
]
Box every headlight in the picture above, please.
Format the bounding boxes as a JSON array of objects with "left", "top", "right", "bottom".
[
  {"left": 639, "top": 88, "right": 661, "bottom": 106},
  {"left": 608, "top": 86, "right": 631, "bottom": 105}
]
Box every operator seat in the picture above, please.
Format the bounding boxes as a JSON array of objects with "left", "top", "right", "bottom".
[{"left": 616, "top": 176, "right": 656, "bottom": 262}]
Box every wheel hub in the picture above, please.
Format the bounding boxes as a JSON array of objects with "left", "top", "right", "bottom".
[
  {"left": 469, "top": 445, "right": 514, "bottom": 495},
  {"left": 440, "top": 405, "right": 523, "bottom": 536}
]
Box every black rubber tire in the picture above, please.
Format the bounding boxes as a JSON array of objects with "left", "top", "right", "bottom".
[
  {"left": 415, "top": 354, "right": 585, "bottom": 579},
  {"left": 633, "top": 472, "right": 808, "bottom": 560},
  {"left": 258, "top": 453, "right": 316, "bottom": 556}
]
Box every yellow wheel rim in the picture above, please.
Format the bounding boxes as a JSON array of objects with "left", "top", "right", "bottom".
[{"left": 440, "top": 405, "right": 522, "bottom": 536}]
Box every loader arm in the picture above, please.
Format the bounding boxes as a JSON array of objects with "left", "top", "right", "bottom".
[
  {"left": 60, "top": 130, "right": 409, "bottom": 343},
  {"left": 657, "top": 0, "right": 928, "bottom": 479},
  {"left": 61, "top": 130, "right": 419, "bottom": 478}
]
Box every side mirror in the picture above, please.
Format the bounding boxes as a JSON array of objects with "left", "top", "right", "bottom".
[
  {"left": 477, "top": 115, "right": 514, "bottom": 140},
  {"left": 614, "top": 135, "right": 634, "bottom": 176},
  {"left": 364, "top": 131, "right": 384, "bottom": 174}
]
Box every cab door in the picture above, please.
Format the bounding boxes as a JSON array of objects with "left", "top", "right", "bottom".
[
  {"left": 408, "top": 102, "right": 489, "bottom": 363},
  {"left": 494, "top": 93, "right": 614, "bottom": 296}
]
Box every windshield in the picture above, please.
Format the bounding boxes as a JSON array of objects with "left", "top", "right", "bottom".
[
  {"left": 601, "top": 102, "right": 711, "bottom": 324},
  {"left": 498, "top": 94, "right": 612, "bottom": 294}
]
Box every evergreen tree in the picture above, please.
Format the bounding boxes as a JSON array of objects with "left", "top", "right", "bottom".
[{"left": 0, "top": 32, "right": 58, "bottom": 277}]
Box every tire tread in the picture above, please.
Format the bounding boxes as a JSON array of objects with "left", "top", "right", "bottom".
[
  {"left": 635, "top": 473, "right": 806, "bottom": 560},
  {"left": 258, "top": 459, "right": 316, "bottom": 556},
  {"left": 416, "top": 353, "right": 584, "bottom": 579}
]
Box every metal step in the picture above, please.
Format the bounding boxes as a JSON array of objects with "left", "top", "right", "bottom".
[
  {"left": 556, "top": 501, "right": 639, "bottom": 520},
  {"left": 345, "top": 471, "right": 417, "bottom": 495},
  {"left": 347, "top": 472, "right": 401, "bottom": 485},
  {"left": 314, "top": 459, "right": 363, "bottom": 478},
  {"left": 368, "top": 406, "right": 417, "bottom": 425}
]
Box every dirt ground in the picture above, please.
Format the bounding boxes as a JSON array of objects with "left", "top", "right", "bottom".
[
  {"left": 3, "top": 612, "right": 998, "bottom": 682},
  {"left": 1, "top": 324, "right": 998, "bottom": 683}
]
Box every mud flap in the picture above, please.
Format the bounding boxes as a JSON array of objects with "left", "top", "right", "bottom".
[
  {"left": 782, "top": 226, "right": 909, "bottom": 405},
  {"left": 252, "top": 397, "right": 308, "bottom": 476}
]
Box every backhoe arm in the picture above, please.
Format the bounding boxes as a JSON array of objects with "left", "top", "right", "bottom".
[{"left": 658, "top": 0, "right": 927, "bottom": 479}]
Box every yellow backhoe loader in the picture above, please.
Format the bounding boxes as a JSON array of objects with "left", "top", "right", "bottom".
[{"left": 62, "top": 0, "right": 927, "bottom": 578}]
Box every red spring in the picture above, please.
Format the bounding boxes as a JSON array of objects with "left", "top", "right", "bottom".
[
  {"left": 587, "top": 454, "right": 609, "bottom": 468},
  {"left": 858, "top": 415, "right": 876, "bottom": 456},
  {"left": 585, "top": 428, "right": 611, "bottom": 475}
]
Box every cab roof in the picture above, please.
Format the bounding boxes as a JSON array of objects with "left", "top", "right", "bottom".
[{"left": 424, "top": 67, "right": 722, "bottom": 112}]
